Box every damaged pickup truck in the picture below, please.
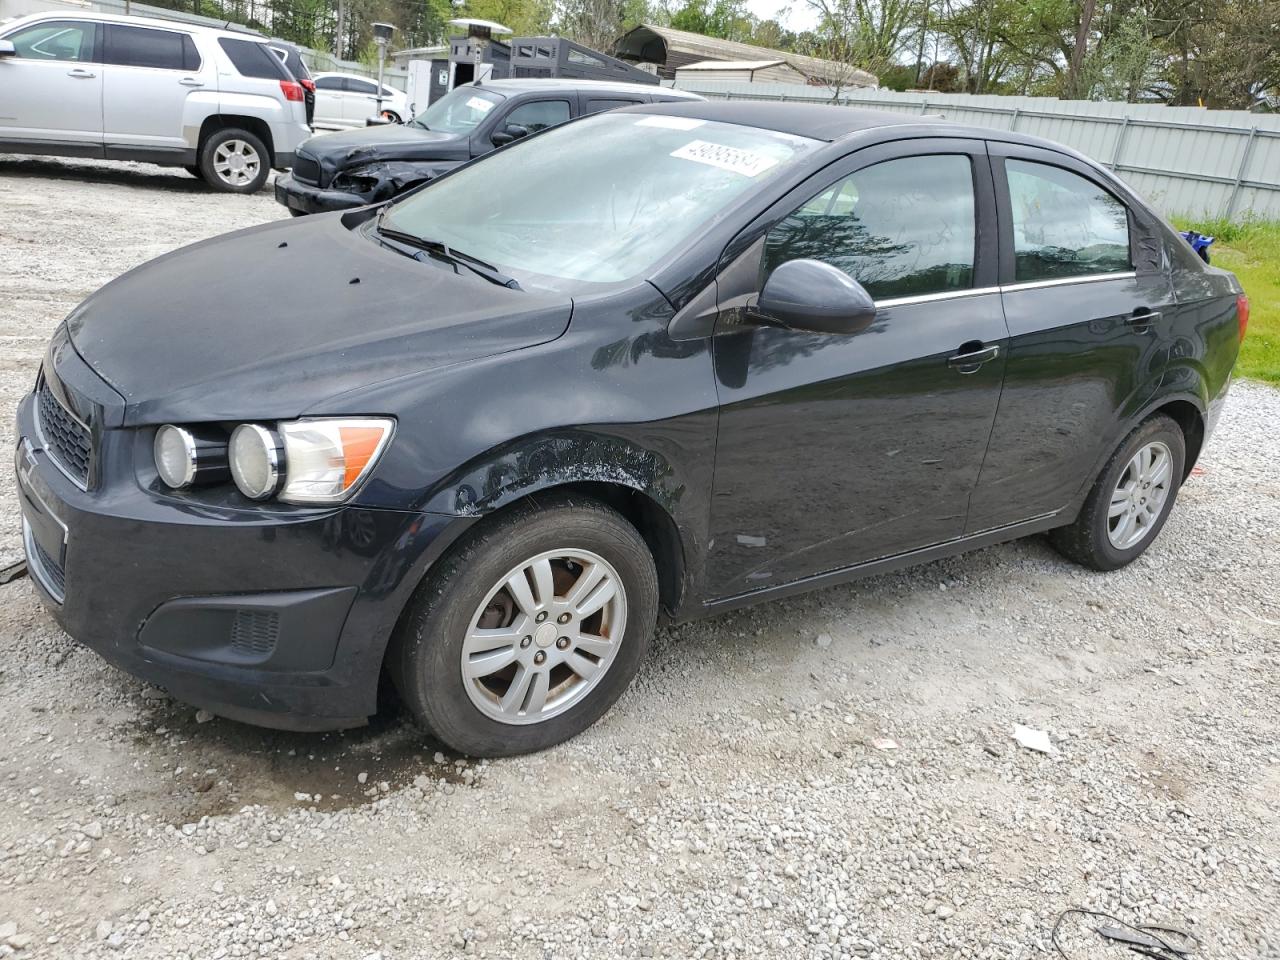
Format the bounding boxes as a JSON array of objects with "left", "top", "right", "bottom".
[{"left": 274, "top": 78, "right": 703, "bottom": 215}]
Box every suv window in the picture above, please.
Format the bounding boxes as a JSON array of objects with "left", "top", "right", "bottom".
[
  {"left": 104, "top": 24, "right": 196, "bottom": 70},
  {"left": 5, "top": 19, "right": 96, "bottom": 61},
  {"left": 584, "top": 98, "right": 642, "bottom": 115},
  {"left": 763, "top": 154, "right": 977, "bottom": 300},
  {"left": 504, "top": 99, "right": 571, "bottom": 134},
  {"left": 314, "top": 76, "right": 342, "bottom": 90},
  {"left": 1006, "top": 159, "right": 1132, "bottom": 281},
  {"left": 218, "top": 37, "right": 288, "bottom": 80}
]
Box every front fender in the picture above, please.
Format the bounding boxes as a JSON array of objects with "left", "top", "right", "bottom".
[{"left": 340, "top": 159, "right": 459, "bottom": 201}]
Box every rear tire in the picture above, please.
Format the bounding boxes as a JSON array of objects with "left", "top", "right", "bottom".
[
  {"left": 198, "top": 128, "right": 270, "bottom": 194},
  {"left": 391, "top": 495, "right": 659, "bottom": 757},
  {"left": 1049, "top": 414, "right": 1185, "bottom": 571}
]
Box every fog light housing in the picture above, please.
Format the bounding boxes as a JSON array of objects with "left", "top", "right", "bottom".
[{"left": 154, "top": 424, "right": 230, "bottom": 489}]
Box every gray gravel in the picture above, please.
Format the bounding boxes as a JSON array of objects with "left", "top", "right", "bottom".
[{"left": 1, "top": 153, "right": 1278, "bottom": 960}]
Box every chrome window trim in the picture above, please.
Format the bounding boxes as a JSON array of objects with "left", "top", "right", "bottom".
[
  {"left": 871, "top": 271, "right": 1136, "bottom": 309},
  {"left": 876, "top": 286, "right": 1001, "bottom": 308},
  {"left": 1000, "top": 271, "right": 1136, "bottom": 292}
]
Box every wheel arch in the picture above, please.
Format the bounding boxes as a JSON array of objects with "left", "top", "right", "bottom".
[
  {"left": 1149, "top": 397, "right": 1205, "bottom": 479},
  {"left": 197, "top": 115, "right": 276, "bottom": 164}
]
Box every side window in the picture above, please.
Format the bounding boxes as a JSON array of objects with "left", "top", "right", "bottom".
[
  {"left": 104, "top": 24, "right": 188, "bottom": 70},
  {"left": 5, "top": 20, "right": 95, "bottom": 62},
  {"left": 346, "top": 78, "right": 378, "bottom": 94},
  {"left": 217, "top": 38, "right": 288, "bottom": 79},
  {"left": 1006, "top": 159, "right": 1132, "bottom": 281},
  {"left": 763, "top": 154, "right": 976, "bottom": 300},
  {"left": 314, "top": 76, "right": 343, "bottom": 90},
  {"left": 504, "top": 99, "right": 571, "bottom": 133},
  {"left": 584, "top": 97, "right": 641, "bottom": 115}
]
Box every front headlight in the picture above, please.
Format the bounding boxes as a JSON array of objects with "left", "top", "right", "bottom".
[
  {"left": 229, "top": 418, "right": 393, "bottom": 505},
  {"left": 154, "top": 424, "right": 230, "bottom": 489}
]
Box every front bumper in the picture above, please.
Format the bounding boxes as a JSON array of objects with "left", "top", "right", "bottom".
[
  {"left": 274, "top": 173, "right": 370, "bottom": 216},
  {"left": 14, "top": 388, "right": 463, "bottom": 731}
]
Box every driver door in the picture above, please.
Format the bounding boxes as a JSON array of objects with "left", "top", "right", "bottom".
[
  {"left": 0, "top": 19, "right": 103, "bottom": 150},
  {"left": 706, "top": 139, "right": 1009, "bottom": 598}
]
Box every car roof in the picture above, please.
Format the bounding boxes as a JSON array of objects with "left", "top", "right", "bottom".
[
  {"left": 5, "top": 9, "right": 268, "bottom": 39},
  {"left": 625, "top": 100, "right": 942, "bottom": 142},
  {"left": 314, "top": 71, "right": 390, "bottom": 81},
  {"left": 625, "top": 98, "right": 1089, "bottom": 158},
  {"left": 463, "top": 78, "right": 703, "bottom": 99}
]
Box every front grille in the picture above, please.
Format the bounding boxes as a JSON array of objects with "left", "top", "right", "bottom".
[
  {"left": 293, "top": 154, "right": 321, "bottom": 185},
  {"left": 23, "top": 520, "right": 66, "bottom": 603},
  {"left": 230, "top": 610, "right": 280, "bottom": 658},
  {"left": 37, "top": 380, "right": 92, "bottom": 488}
]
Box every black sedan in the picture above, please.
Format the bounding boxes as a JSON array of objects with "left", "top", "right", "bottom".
[
  {"left": 16, "top": 102, "right": 1246, "bottom": 756},
  {"left": 274, "top": 78, "right": 703, "bottom": 216}
]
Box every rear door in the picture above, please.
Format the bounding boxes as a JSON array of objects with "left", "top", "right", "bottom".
[
  {"left": 101, "top": 23, "right": 206, "bottom": 153},
  {"left": 313, "top": 75, "right": 344, "bottom": 126},
  {"left": 706, "top": 139, "right": 1009, "bottom": 597},
  {"left": 965, "top": 143, "right": 1176, "bottom": 532},
  {"left": 342, "top": 76, "right": 380, "bottom": 124},
  {"left": 0, "top": 18, "right": 103, "bottom": 150}
]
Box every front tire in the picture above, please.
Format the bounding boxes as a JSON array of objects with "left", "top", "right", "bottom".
[
  {"left": 391, "top": 496, "right": 659, "bottom": 757},
  {"left": 1049, "top": 414, "right": 1185, "bottom": 571},
  {"left": 199, "top": 128, "right": 270, "bottom": 194}
]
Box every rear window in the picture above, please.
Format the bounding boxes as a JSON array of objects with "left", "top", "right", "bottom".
[
  {"left": 218, "top": 37, "right": 288, "bottom": 79},
  {"left": 104, "top": 24, "right": 198, "bottom": 70}
]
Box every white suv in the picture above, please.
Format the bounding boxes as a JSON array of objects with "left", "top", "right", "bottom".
[{"left": 0, "top": 12, "right": 311, "bottom": 193}]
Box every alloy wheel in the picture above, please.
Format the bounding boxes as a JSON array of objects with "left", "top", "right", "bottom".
[
  {"left": 1107, "top": 440, "right": 1173, "bottom": 550},
  {"left": 461, "top": 549, "right": 627, "bottom": 725},
  {"left": 212, "top": 139, "right": 261, "bottom": 187}
]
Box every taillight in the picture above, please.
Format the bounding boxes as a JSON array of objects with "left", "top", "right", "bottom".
[
  {"left": 300, "top": 78, "right": 316, "bottom": 92},
  {"left": 1237, "top": 294, "right": 1249, "bottom": 341},
  {"left": 279, "top": 79, "right": 304, "bottom": 102}
]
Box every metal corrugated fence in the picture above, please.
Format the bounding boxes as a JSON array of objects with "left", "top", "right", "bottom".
[{"left": 673, "top": 80, "right": 1280, "bottom": 221}]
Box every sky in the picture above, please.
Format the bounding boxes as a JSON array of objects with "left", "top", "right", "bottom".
[{"left": 743, "top": 0, "right": 821, "bottom": 32}]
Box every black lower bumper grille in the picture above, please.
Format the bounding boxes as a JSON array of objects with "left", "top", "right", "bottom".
[
  {"left": 293, "top": 155, "right": 321, "bottom": 185},
  {"left": 37, "top": 380, "right": 92, "bottom": 488},
  {"left": 23, "top": 520, "right": 66, "bottom": 603}
]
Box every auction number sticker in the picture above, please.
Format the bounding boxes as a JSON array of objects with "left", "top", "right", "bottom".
[
  {"left": 466, "top": 96, "right": 495, "bottom": 113},
  {"left": 671, "top": 140, "right": 779, "bottom": 177}
]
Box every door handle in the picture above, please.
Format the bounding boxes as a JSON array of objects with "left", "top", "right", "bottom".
[
  {"left": 1124, "top": 308, "right": 1161, "bottom": 328},
  {"left": 67, "top": 68, "right": 96, "bottom": 79},
  {"left": 178, "top": 77, "right": 204, "bottom": 86},
  {"left": 948, "top": 343, "right": 1000, "bottom": 373}
]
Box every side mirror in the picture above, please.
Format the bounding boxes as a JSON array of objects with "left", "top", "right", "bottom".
[
  {"left": 755, "top": 259, "right": 878, "bottom": 335},
  {"left": 0, "top": 40, "right": 16, "bottom": 57},
  {"left": 491, "top": 123, "right": 529, "bottom": 146}
]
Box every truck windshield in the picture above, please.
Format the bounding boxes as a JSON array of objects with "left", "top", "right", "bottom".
[
  {"left": 410, "top": 87, "right": 505, "bottom": 134},
  {"left": 381, "top": 112, "right": 821, "bottom": 287}
]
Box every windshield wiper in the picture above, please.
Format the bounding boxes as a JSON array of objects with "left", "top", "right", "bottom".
[{"left": 375, "top": 223, "right": 521, "bottom": 289}]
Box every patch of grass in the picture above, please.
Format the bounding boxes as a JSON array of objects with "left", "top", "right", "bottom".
[{"left": 1171, "top": 216, "right": 1280, "bottom": 385}]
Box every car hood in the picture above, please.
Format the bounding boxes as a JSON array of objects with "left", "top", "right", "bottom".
[
  {"left": 302, "top": 124, "right": 471, "bottom": 176},
  {"left": 66, "top": 213, "right": 572, "bottom": 426}
]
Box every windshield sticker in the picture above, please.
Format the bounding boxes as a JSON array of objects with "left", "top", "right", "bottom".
[
  {"left": 670, "top": 140, "right": 779, "bottom": 177},
  {"left": 636, "top": 115, "right": 705, "bottom": 130},
  {"left": 465, "top": 96, "right": 495, "bottom": 113}
]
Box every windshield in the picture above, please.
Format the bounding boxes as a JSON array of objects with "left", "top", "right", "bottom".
[
  {"left": 410, "top": 86, "right": 505, "bottom": 134},
  {"left": 382, "top": 112, "right": 821, "bottom": 287}
]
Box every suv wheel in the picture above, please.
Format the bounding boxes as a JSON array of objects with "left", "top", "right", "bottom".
[
  {"left": 1049, "top": 414, "right": 1186, "bottom": 571},
  {"left": 199, "top": 128, "right": 270, "bottom": 194},
  {"left": 391, "top": 495, "right": 659, "bottom": 757}
]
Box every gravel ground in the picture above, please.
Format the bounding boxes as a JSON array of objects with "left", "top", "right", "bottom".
[{"left": 1, "top": 154, "right": 1278, "bottom": 960}]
